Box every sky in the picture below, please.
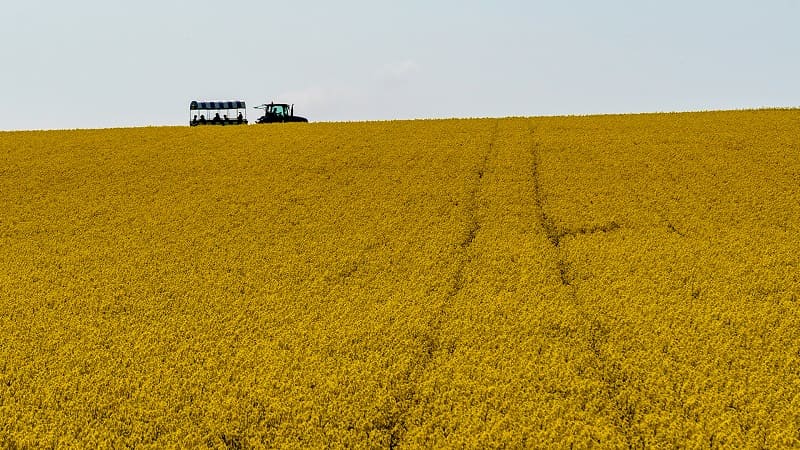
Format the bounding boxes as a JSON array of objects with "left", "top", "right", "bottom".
[{"left": 2, "top": 0, "right": 799, "bottom": 130}]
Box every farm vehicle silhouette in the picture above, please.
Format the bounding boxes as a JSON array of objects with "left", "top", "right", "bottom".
[
  {"left": 189, "top": 100, "right": 308, "bottom": 126},
  {"left": 254, "top": 102, "right": 309, "bottom": 124}
]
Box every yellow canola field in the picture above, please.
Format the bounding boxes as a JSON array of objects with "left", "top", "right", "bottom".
[{"left": 1, "top": 110, "right": 799, "bottom": 447}]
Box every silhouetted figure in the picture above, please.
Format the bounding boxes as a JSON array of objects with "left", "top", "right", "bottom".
[
  {"left": 199, "top": 115, "right": 206, "bottom": 124},
  {"left": 213, "top": 113, "right": 221, "bottom": 124},
  {"left": 191, "top": 115, "right": 198, "bottom": 126},
  {"left": 237, "top": 112, "right": 243, "bottom": 124}
]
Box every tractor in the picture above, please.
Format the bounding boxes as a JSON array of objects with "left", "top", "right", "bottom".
[{"left": 254, "top": 102, "right": 308, "bottom": 123}]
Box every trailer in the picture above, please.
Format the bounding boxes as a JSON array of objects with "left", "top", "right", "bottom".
[{"left": 189, "top": 101, "right": 248, "bottom": 126}]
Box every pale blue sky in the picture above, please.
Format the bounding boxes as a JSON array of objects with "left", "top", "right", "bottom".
[{"left": 2, "top": 1, "right": 798, "bottom": 130}]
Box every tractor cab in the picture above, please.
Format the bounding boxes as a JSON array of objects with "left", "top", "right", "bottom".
[
  {"left": 254, "top": 102, "right": 309, "bottom": 123},
  {"left": 266, "top": 104, "right": 290, "bottom": 117}
]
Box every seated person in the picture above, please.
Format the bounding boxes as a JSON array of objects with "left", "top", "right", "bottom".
[
  {"left": 199, "top": 115, "right": 206, "bottom": 124},
  {"left": 212, "top": 113, "right": 222, "bottom": 124},
  {"left": 191, "top": 115, "right": 198, "bottom": 126},
  {"left": 237, "top": 112, "right": 244, "bottom": 124}
]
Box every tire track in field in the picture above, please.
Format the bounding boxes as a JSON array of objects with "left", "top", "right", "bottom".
[
  {"left": 444, "top": 120, "right": 500, "bottom": 300},
  {"left": 527, "top": 122, "right": 621, "bottom": 288},
  {"left": 528, "top": 122, "right": 576, "bottom": 289},
  {"left": 381, "top": 120, "right": 500, "bottom": 448},
  {"left": 527, "top": 121, "right": 642, "bottom": 445}
]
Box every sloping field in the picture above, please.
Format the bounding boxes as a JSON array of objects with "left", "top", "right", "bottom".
[{"left": 1, "top": 110, "right": 799, "bottom": 447}]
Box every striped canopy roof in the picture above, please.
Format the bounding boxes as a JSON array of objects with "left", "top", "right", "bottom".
[{"left": 190, "top": 101, "right": 246, "bottom": 110}]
